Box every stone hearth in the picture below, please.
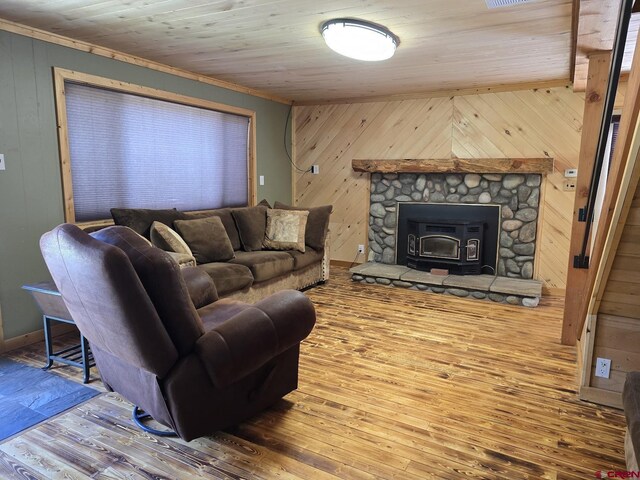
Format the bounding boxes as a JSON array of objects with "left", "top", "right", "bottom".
[{"left": 350, "top": 262, "right": 542, "bottom": 307}]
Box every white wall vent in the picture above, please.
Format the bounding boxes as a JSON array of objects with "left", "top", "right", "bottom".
[{"left": 485, "top": 0, "right": 534, "bottom": 8}]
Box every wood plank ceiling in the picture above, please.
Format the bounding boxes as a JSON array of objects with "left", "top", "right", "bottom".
[{"left": 0, "top": 0, "right": 574, "bottom": 102}]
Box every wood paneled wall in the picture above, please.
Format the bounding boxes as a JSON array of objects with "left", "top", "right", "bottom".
[
  {"left": 588, "top": 179, "right": 640, "bottom": 394},
  {"left": 294, "top": 86, "right": 584, "bottom": 290}
]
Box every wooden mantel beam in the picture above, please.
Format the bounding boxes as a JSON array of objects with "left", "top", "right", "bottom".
[{"left": 352, "top": 158, "right": 554, "bottom": 174}]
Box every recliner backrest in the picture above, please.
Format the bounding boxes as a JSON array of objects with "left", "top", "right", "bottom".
[
  {"left": 91, "top": 226, "right": 205, "bottom": 356},
  {"left": 40, "top": 224, "right": 178, "bottom": 377}
]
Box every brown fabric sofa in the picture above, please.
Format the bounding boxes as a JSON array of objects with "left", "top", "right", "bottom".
[
  {"left": 110, "top": 203, "right": 332, "bottom": 303},
  {"left": 40, "top": 224, "right": 316, "bottom": 441}
]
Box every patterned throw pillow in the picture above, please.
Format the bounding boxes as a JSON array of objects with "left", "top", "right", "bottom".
[
  {"left": 273, "top": 201, "right": 332, "bottom": 251},
  {"left": 263, "top": 209, "right": 309, "bottom": 253}
]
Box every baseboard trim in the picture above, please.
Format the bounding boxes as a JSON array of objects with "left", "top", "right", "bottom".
[
  {"left": 579, "top": 386, "right": 623, "bottom": 409},
  {"left": 331, "top": 260, "right": 362, "bottom": 268},
  {"left": 543, "top": 286, "right": 566, "bottom": 297},
  {"left": 0, "top": 323, "right": 77, "bottom": 354}
]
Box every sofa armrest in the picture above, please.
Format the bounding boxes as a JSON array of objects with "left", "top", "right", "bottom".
[
  {"left": 181, "top": 266, "right": 218, "bottom": 308},
  {"left": 165, "top": 251, "right": 196, "bottom": 268},
  {"left": 322, "top": 229, "right": 330, "bottom": 281},
  {"left": 194, "top": 290, "right": 315, "bottom": 388}
]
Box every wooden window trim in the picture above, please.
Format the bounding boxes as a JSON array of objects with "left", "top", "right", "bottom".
[{"left": 53, "top": 67, "right": 257, "bottom": 225}]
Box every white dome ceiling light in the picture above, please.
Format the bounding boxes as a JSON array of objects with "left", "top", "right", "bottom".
[{"left": 321, "top": 19, "right": 399, "bottom": 62}]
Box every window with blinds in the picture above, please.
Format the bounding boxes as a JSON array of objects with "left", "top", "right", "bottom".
[{"left": 63, "top": 81, "right": 251, "bottom": 222}]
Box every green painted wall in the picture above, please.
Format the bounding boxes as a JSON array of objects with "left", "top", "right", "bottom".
[{"left": 0, "top": 29, "right": 292, "bottom": 339}]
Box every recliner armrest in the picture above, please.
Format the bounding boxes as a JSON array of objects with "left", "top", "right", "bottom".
[{"left": 195, "top": 290, "right": 315, "bottom": 388}]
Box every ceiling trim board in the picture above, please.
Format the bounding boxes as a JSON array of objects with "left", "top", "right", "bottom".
[
  {"left": 570, "top": 0, "right": 580, "bottom": 80},
  {"left": 0, "top": 17, "right": 293, "bottom": 105},
  {"left": 293, "top": 80, "right": 572, "bottom": 106}
]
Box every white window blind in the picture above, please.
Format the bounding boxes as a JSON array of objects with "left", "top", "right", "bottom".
[{"left": 65, "top": 82, "right": 250, "bottom": 222}]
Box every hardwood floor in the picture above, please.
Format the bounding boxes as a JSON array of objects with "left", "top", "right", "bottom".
[{"left": 0, "top": 267, "right": 627, "bottom": 479}]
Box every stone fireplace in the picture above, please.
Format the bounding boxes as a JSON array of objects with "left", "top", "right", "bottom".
[{"left": 368, "top": 172, "right": 541, "bottom": 280}]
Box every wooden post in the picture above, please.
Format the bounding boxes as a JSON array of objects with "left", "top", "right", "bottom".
[{"left": 561, "top": 51, "right": 611, "bottom": 345}]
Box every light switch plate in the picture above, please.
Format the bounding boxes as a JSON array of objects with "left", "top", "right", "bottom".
[
  {"left": 259, "top": 175, "right": 264, "bottom": 186},
  {"left": 0, "top": 154, "right": 5, "bottom": 171}
]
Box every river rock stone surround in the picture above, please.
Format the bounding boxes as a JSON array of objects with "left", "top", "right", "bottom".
[{"left": 369, "top": 172, "right": 541, "bottom": 279}]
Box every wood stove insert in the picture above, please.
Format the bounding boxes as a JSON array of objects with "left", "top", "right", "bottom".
[{"left": 397, "top": 203, "right": 500, "bottom": 276}]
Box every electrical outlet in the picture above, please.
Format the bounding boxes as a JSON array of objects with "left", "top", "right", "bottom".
[
  {"left": 259, "top": 175, "right": 265, "bottom": 186},
  {"left": 357, "top": 244, "right": 365, "bottom": 254},
  {"left": 311, "top": 165, "right": 320, "bottom": 174},
  {"left": 563, "top": 180, "right": 576, "bottom": 192},
  {"left": 564, "top": 168, "right": 578, "bottom": 177},
  {"left": 595, "top": 357, "right": 611, "bottom": 378}
]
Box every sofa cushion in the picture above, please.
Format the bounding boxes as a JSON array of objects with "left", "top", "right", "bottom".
[
  {"left": 150, "top": 221, "right": 193, "bottom": 256},
  {"left": 231, "top": 205, "right": 268, "bottom": 251},
  {"left": 174, "top": 217, "right": 235, "bottom": 264},
  {"left": 197, "top": 262, "right": 254, "bottom": 296},
  {"left": 263, "top": 209, "right": 308, "bottom": 252},
  {"left": 230, "top": 251, "right": 295, "bottom": 282},
  {"left": 273, "top": 202, "right": 332, "bottom": 251},
  {"left": 110, "top": 208, "right": 186, "bottom": 238},
  {"left": 286, "top": 247, "right": 323, "bottom": 271},
  {"left": 182, "top": 208, "right": 241, "bottom": 251}
]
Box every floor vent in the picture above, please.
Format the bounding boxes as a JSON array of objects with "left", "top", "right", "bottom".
[{"left": 485, "top": 0, "right": 534, "bottom": 8}]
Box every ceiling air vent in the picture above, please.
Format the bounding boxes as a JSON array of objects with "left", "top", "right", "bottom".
[{"left": 485, "top": 0, "right": 534, "bottom": 8}]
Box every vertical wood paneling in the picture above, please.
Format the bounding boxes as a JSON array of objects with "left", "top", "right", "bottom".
[{"left": 295, "top": 87, "right": 584, "bottom": 289}]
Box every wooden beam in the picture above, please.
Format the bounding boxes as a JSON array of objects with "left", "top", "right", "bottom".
[
  {"left": 352, "top": 158, "right": 554, "bottom": 174},
  {"left": 570, "top": 0, "right": 580, "bottom": 82},
  {"left": 562, "top": 51, "right": 612, "bottom": 346}
]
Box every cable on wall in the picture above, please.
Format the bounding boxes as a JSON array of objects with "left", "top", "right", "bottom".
[{"left": 284, "top": 105, "right": 311, "bottom": 173}]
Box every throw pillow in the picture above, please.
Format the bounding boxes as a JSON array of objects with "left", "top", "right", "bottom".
[
  {"left": 149, "top": 221, "right": 193, "bottom": 256},
  {"left": 263, "top": 209, "right": 309, "bottom": 252},
  {"left": 273, "top": 201, "right": 332, "bottom": 251},
  {"left": 174, "top": 216, "right": 235, "bottom": 264},
  {"left": 231, "top": 205, "right": 268, "bottom": 252},
  {"left": 182, "top": 208, "right": 242, "bottom": 251},
  {"left": 110, "top": 207, "right": 186, "bottom": 239}
]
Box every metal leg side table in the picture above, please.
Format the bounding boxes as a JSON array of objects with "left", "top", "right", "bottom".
[{"left": 22, "top": 281, "right": 95, "bottom": 383}]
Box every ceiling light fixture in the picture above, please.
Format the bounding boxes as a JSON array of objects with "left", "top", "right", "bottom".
[{"left": 321, "top": 18, "right": 399, "bottom": 62}]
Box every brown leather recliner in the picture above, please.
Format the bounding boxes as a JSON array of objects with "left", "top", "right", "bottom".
[{"left": 39, "top": 224, "right": 316, "bottom": 441}]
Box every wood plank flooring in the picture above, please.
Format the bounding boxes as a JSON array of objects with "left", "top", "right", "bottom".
[{"left": 0, "top": 267, "right": 627, "bottom": 479}]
